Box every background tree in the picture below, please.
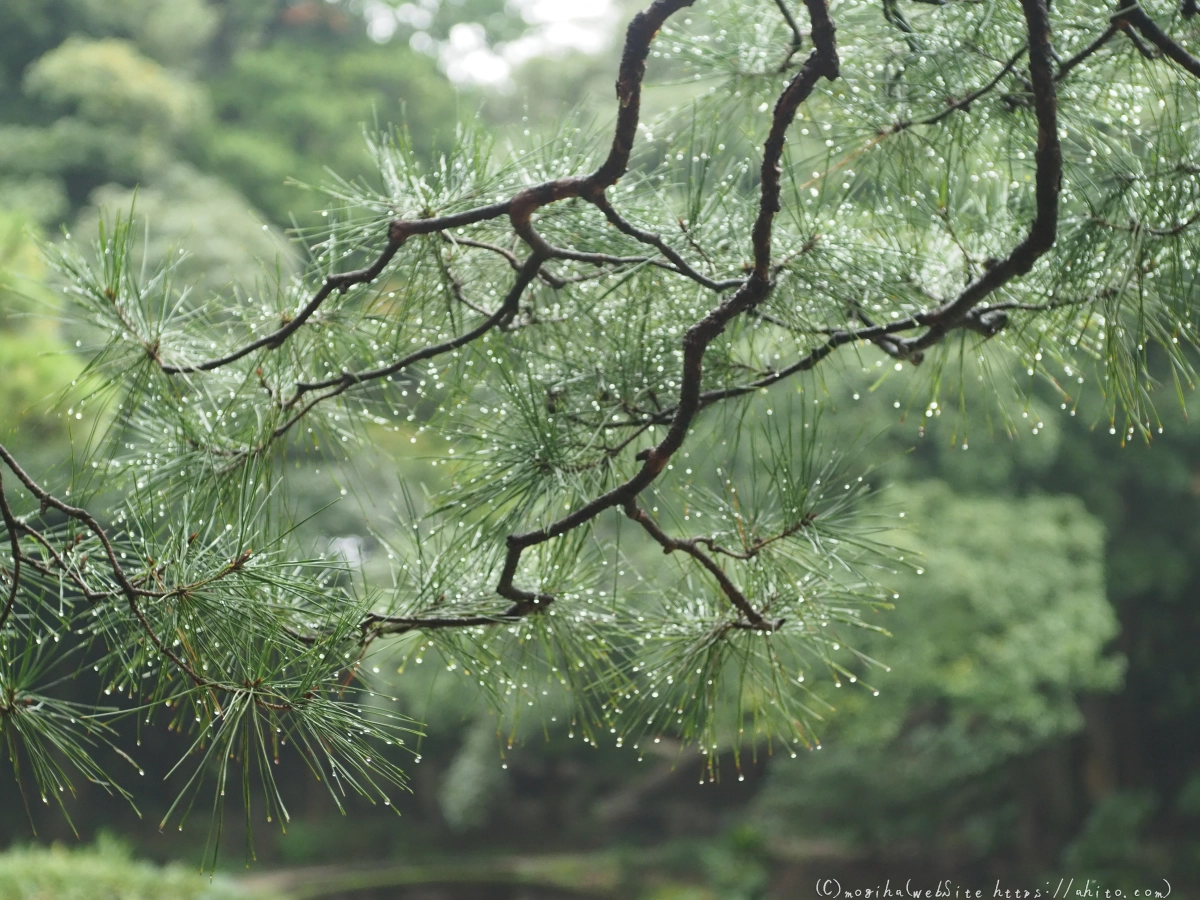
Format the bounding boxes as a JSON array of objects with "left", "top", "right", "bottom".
[{"left": 1, "top": 0, "right": 1199, "bottom": 891}]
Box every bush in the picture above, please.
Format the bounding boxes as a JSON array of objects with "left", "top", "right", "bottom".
[{"left": 0, "top": 838, "right": 281, "bottom": 900}]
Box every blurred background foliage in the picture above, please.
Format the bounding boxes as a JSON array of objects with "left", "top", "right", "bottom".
[
  {"left": 0, "top": 834, "right": 280, "bottom": 900},
  {"left": 0, "top": 0, "right": 1198, "bottom": 898}
]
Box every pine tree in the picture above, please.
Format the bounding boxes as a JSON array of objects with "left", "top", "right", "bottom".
[{"left": 2, "top": 0, "right": 1198, "bottom": 845}]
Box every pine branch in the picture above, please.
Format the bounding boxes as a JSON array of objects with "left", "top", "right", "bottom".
[
  {"left": 10, "top": 0, "right": 1200, "bottom": 828},
  {"left": 1118, "top": 3, "right": 1200, "bottom": 78}
]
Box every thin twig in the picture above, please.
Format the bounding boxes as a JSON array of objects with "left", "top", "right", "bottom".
[
  {"left": 1057, "top": 23, "right": 1119, "bottom": 79},
  {"left": 623, "top": 501, "right": 770, "bottom": 628},
  {"left": 0, "top": 474, "right": 21, "bottom": 630}
]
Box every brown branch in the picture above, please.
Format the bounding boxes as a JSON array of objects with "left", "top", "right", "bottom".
[
  {"left": 882, "top": 0, "right": 921, "bottom": 49},
  {"left": 210, "top": 252, "right": 565, "bottom": 469},
  {"left": 492, "top": 0, "right": 839, "bottom": 616},
  {"left": 145, "top": 0, "right": 1068, "bottom": 507},
  {"left": 540, "top": 244, "right": 656, "bottom": 268},
  {"left": 894, "top": 0, "right": 1060, "bottom": 352},
  {"left": 441, "top": 231, "right": 569, "bottom": 289},
  {"left": 1057, "top": 23, "right": 1119, "bottom": 80},
  {"left": 362, "top": 611, "right": 531, "bottom": 638},
  {"left": 158, "top": 0, "right": 718, "bottom": 461},
  {"left": 698, "top": 512, "right": 818, "bottom": 561},
  {"left": 51, "top": 0, "right": 1093, "bottom": 645},
  {"left": 791, "top": 45, "right": 1033, "bottom": 207},
  {"left": 0, "top": 474, "right": 21, "bottom": 630},
  {"left": 441, "top": 231, "right": 523, "bottom": 271},
  {"left": 921, "top": 49, "right": 1026, "bottom": 127},
  {"left": 753, "top": 1, "right": 839, "bottom": 279},
  {"left": 1090, "top": 209, "right": 1200, "bottom": 236},
  {"left": 15, "top": 524, "right": 117, "bottom": 603},
  {"left": 1118, "top": 4, "right": 1200, "bottom": 77},
  {"left": 1118, "top": 18, "right": 1159, "bottom": 59},
  {"left": 436, "top": 251, "right": 496, "bottom": 320},
  {"left": 774, "top": 0, "right": 806, "bottom": 48},
  {"left": 162, "top": 232, "right": 405, "bottom": 375},
  {"left": 595, "top": 286, "right": 1102, "bottom": 433},
  {"left": 0, "top": 443, "right": 208, "bottom": 688},
  {"left": 121, "top": 0, "right": 726, "bottom": 489},
  {"left": 848, "top": 301, "right": 928, "bottom": 363},
  {"left": 535, "top": 235, "right": 743, "bottom": 287},
  {"left": 160, "top": 201, "right": 523, "bottom": 375},
  {"left": 880, "top": 48, "right": 1026, "bottom": 138},
  {"left": 589, "top": 194, "right": 745, "bottom": 292},
  {"left": 210, "top": 0, "right": 734, "bottom": 470},
  {"left": 16, "top": 553, "right": 119, "bottom": 604},
  {"left": 0, "top": 446, "right": 315, "bottom": 717},
  {"left": 272, "top": 253, "right": 547, "bottom": 445},
  {"left": 623, "top": 501, "right": 770, "bottom": 628},
  {"left": 593, "top": 0, "right": 700, "bottom": 188}
]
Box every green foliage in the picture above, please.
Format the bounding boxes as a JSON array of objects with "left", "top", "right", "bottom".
[
  {"left": 0, "top": 177, "right": 68, "bottom": 228},
  {"left": 756, "top": 482, "right": 1120, "bottom": 848},
  {"left": 0, "top": 329, "right": 85, "bottom": 445},
  {"left": 24, "top": 38, "right": 208, "bottom": 136},
  {"left": 201, "top": 41, "right": 456, "bottom": 223},
  {"left": 0, "top": 0, "right": 463, "bottom": 231},
  {"left": 72, "top": 165, "right": 296, "bottom": 297},
  {"left": 0, "top": 213, "right": 87, "bottom": 448},
  {"left": 0, "top": 837, "right": 280, "bottom": 900},
  {"left": 0, "top": 120, "right": 145, "bottom": 221},
  {"left": 0, "top": 0, "right": 1197, "bottom": 866},
  {"left": 636, "top": 829, "right": 772, "bottom": 900},
  {"left": 69, "top": 0, "right": 220, "bottom": 68},
  {"left": 0, "top": 213, "right": 50, "bottom": 322},
  {"left": 0, "top": 1, "right": 82, "bottom": 103},
  {"left": 0, "top": 18, "right": 212, "bottom": 226},
  {"left": 438, "top": 716, "right": 509, "bottom": 829},
  {"left": 417, "top": 0, "right": 535, "bottom": 45},
  {"left": 1061, "top": 790, "right": 1160, "bottom": 886},
  {"left": 758, "top": 482, "right": 1123, "bottom": 830}
]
